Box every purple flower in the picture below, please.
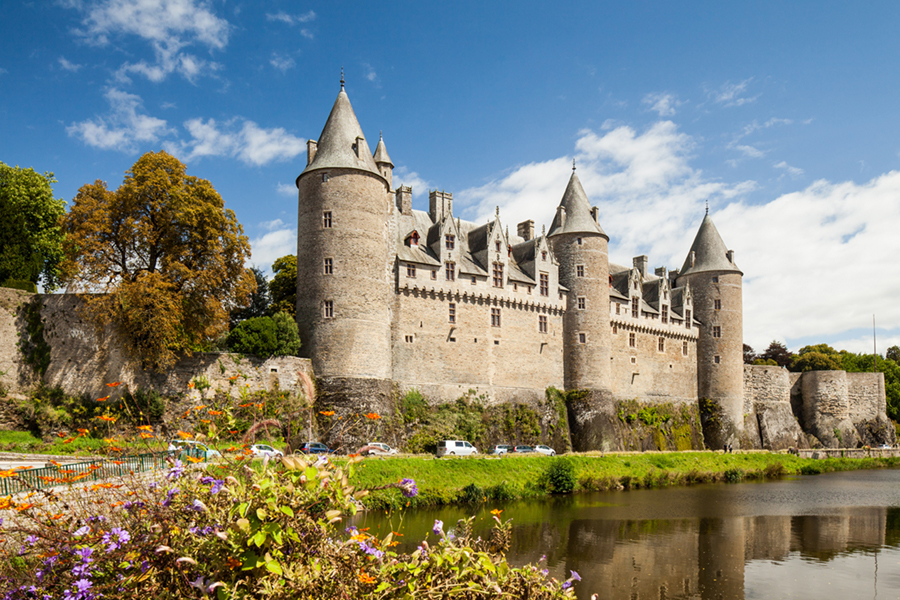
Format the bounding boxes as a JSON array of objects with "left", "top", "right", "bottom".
[
  {"left": 73, "top": 525, "right": 91, "bottom": 538},
  {"left": 432, "top": 520, "right": 443, "bottom": 537},
  {"left": 102, "top": 527, "right": 131, "bottom": 552},
  {"left": 570, "top": 570, "right": 581, "bottom": 582},
  {"left": 162, "top": 487, "right": 180, "bottom": 507},
  {"left": 74, "top": 579, "right": 92, "bottom": 593},
  {"left": 562, "top": 581, "right": 571, "bottom": 590},
  {"left": 25, "top": 535, "right": 38, "bottom": 546},
  {"left": 123, "top": 500, "right": 145, "bottom": 511},
  {"left": 399, "top": 478, "right": 418, "bottom": 498},
  {"left": 166, "top": 459, "right": 185, "bottom": 481},
  {"left": 74, "top": 547, "right": 93, "bottom": 562},
  {"left": 200, "top": 475, "right": 225, "bottom": 494}
]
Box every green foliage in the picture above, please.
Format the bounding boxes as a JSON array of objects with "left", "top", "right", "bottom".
[
  {"left": 0, "top": 162, "right": 66, "bottom": 291},
  {"left": 231, "top": 266, "right": 271, "bottom": 327},
  {"left": 460, "top": 483, "right": 485, "bottom": 503},
  {"left": 792, "top": 351, "right": 842, "bottom": 372},
  {"left": 268, "top": 254, "right": 297, "bottom": 317},
  {"left": 723, "top": 468, "right": 744, "bottom": 483},
  {"left": 18, "top": 298, "right": 51, "bottom": 377},
  {"left": 2, "top": 279, "right": 37, "bottom": 293},
  {"left": 226, "top": 312, "right": 301, "bottom": 358},
  {"left": 400, "top": 388, "right": 427, "bottom": 424},
  {"left": 121, "top": 387, "right": 166, "bottom": 423},
  {"left": 759, "top": 341, "right": 794, "bottom": 368},
  {"left": 752, "top": 358, "right": 778, "bottom": 366},
  {"left": 543, "top": 458, "right": 576, "bottom": 494}
]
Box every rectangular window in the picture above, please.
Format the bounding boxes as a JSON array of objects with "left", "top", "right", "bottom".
[
  {"left": 576, "top": 237, "right": 583, "bottom": 246},
  {"left": 629, "top": 332, "right": 636, "bottom": 348},
  {"left": 714, "top": 299, "right": 721, "bottom": 310},
  {"left": 448, "top": 302, "right": 456, "bottom": 324},
  {"left": 682, "top": 341, "right": 688, "bottom": 356},
  {"left": 322, "top": 211, "right": 332, "bottom": 228},
  {"left": 658, "top": 337, "right": 665, "bottom": 352},
  {"left": 579, "top": 333, "right": 586, "bottom": 344},
  {"left": 712, "top": 276, "right": 719, "bottom": 283},
  {"left": 445, "top": 234, "right": 455, "bottom": 250},
  {"left": 538, "top": 315, "right": 548, "bottom": 333},
  {"left": 406, "top": 263, "right": 416, "bottom": 278},
  {"left": 714, "top": 355, "right": 721, "bottom": 364},
  {"left": 685, "top": 309, "right": 691, "bottom": 328},
  {"left": 631, "top": 297, "right": 639, "bottom": 318},
  {"left": 616, "top": 303, "right": 621, "bottom": 315},
  {"left": 324, "top": 258, "right": 333, "bottom": 275},
  {"left": 576, "top": 265, "right": 585, "bottom": 277},
  {"left": 495, "top": 241, "right": 502, "bottom": 252},
  {"left": 431, "top": 269, "right": 437, "bottom": 280},
  {"left": 322, "top": 173, "right": 329, "bottom": 182},
  {"left": 491, "top": 307, "right": 501, "bottom": 327},
  {"left": 541, "top": 251, "right": 547, "bottom": 261},
  {"left": 493, "top": 263, "right": 504, "bottom": 287},
  {"left": 612, "top": 324, "right": 618, "bottom": 334},
  {"left": 323, "top": 300, "right": 333, "bottom": 318},
  {"left": 471, "top": 276, "right": 476, "bottom": 284},
  {"left": 527, "top": 286, "right": 532, "bottom": 295},
  {"left": 712, "top": 326, "right": 721, "bottom": 338},
  {"left": 540, "top": 273, "right": 549, "bottom": 296},
  {"left": 577, "top": 297, "right": 586, "bottom": 310},
  {"left": 661, "top": 305, "right": 668, "bottom": 324},
  {"left": 445, "top": 262, "right": 455, "bottom": 281},
  {"left": 513, "top": 283, "right": 517, "bottom": 292},
  {"left": 404, "top": 335, "right": 414, "bottom": 343}
]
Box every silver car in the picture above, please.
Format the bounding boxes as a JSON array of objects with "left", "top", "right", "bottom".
[
  {"left": 250, "top": 444, "right": 284, "bottom": 459},
  {"left": 534, "top": 445, "right": 557, "bottom": 456},
  {"left": 437, "top": 440, "right": 478, "bottom": 456}
]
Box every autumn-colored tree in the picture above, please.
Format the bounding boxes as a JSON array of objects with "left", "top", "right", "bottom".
[
  {"left": 61, "top": 151, "right": 255, "bottom": 369},
  {"left": 268, "top": 254, "right": 297, "bottom": 317}
]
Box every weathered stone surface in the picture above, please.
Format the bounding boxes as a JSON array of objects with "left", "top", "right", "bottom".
[{"left": 754, "top": 401, "right": 806, "bottom": 450}]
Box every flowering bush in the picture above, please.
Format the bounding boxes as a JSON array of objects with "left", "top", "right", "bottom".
[{"left": 0, "top": 453, "right": 577, "bottom": 599}]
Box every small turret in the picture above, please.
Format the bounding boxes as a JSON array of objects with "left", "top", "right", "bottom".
[
  {"left": 676, "top": 213, "right": 744, "bottom": 448},
  {"left": 373, "top": 132, "right": 393, "bottom": 190}
]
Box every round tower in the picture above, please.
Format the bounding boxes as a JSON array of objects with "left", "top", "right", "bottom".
[
  {"left": 295, "top": 82, "right": 393, "bottom": 385},
  {"left": 548, "top": 167, "right": 611, "bottom": 390},
  {"left": 676, "top": 213, "right": 744, "bottom": 448}
]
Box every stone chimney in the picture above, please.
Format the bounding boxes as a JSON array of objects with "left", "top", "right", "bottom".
[
  {"left": 429, "top": 190, "right": 453, "bottom": 222},
  {"left": 633, "top": 255, "right": 649, "bottom": 277},
  {"left": 306, "top": 140, "right": 317, "bottom": 165},
  {"left": 590, "top": 206, "right": 600, "bottom": 224},
  {"left": 655, "top": 266, "right": 667, "bottom": 278},
  {"left": 517, "top": 219, "right": 534, "bottom": 241},
  {"left": 726, "top": 250, "right": 735, "bottom": 264},
  {"left": 396, "top": 186, "right": 413, "bottom": 216}
]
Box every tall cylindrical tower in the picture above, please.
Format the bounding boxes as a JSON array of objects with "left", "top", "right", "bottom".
[
  {"left": 548, "top": 170, "right": 611, "bottom": 390},
  {"left": 676, "top": 214, "right": 744, "bottom": 448},
  {"left": 295, "top": 84, "right": 393, "bottom": 384}
]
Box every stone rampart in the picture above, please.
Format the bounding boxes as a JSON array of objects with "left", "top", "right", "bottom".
[
  {"left": 743, "top": 365, "right": 791, "bottom": 412},
  {"left": 846, "top": 372, "right": 884, "bottom": 421}
]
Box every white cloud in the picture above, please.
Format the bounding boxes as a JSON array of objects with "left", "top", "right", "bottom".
[
  {"left": 364, "top": 63, "right": 377, "bottom": 82},
  {"left": 58, "top": 56, "right": 83, "bottom": 72},
  {"left": 69, "top": 0, "right": 230, "bottom": 83},
  {"left": 67, "top": 87, "right": 171, "bottom": 152},
  {"left": 393, "top": 166, "right": 430, "bottom": 197},
  {"left": 249, "top": 226, "right": 296, "bottom": 273},
  {"left": 300, "top": 28, "right": 314, "bottom": 40},
  {"left": 774, "top": 160, "right": 804, "bottom": 176},
  {"left": 707, "top": 78, "right": 759, "bottom": 107},
  {"left": 453, "top": 120, "right": 900, "bottom": 353},
  {"left": 270, "top": 53, "right": 295, "bottom": 72},
  {"left": 642, "top": 92, "right": 680, "bottom": 117},
  {"left": 259, "top": 218, "right": 285, "bottom": 231},
  {"left": 276, "top": 183, "right": 296, "bottom": 196},
  {"left": 266, "top": 11, "right": 315, "bottom": 25},
  {"left": 735, "top": 144, "right": 765, "bottom": 158},
  {"left": 165, "top": 117, "right": 306, "bottom": 166}
]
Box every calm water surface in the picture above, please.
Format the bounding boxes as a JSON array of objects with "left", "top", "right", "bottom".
[{"left": 351, "top": 469, "right": 900, "bottom": 599}]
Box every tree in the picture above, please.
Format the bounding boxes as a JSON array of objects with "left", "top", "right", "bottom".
[
  {"left": 743, "top": 344, "right": 758, "bottom": 365},
  {"left": 230, "top": 266, "right": 271, "bottom": 328},
  {"left": 759, "top": 341, "right": 794, "bottom": 368},
  {"left": 226, "top": 311, "right": 301, "bottom": 358},
  {"left": 887, "top": 345, "right": 900, "bottom": 364},
  {"left": 792, "top": 351, "right": 842, "bottom": 372},
  {"left": 61, "top": 151, "right": 255, "bottom": 369},
  {"left": 268, "top": 254, "right": 296, "bottom": 317},
  {"left": 0, "top": 162, "right": 66, "bottom": 290}
]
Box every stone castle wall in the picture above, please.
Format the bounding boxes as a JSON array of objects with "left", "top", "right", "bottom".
[
  {"left": 743, "top": 365, "right": 791, "bottom": 412},
  {"left": 846, "top": 372, "right": 885, "bottom": 421}
]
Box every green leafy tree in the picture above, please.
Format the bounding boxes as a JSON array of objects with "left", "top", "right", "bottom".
[
  {"left": 838, "top": 350, "right": 900, "bottom": 421},
  {"left": 226, "top": 311, "right": 301, "bottom": 358},
  {"left": 0, "top": 162, "right": 66, "bottom": 290},
  {"left": 60, "top": 151, "right": 255, "bottom": 369},
  {"left": 743, "top": 344, "right": 758, "bottom": 365},
  {"left": 760, "top": 341, "right": 794, "bottom": 368},
  {"left": 268, "top": 254, "right": 296, "bottom": 317},
  {"left": 230, "top": 266, "right": 271, "bottom": 328},
  {"left": 792, "top": 351, "right": 842, "bottom": 372},
  {"left": 886, "top": 345, "right": 900, "bottom": 363}
]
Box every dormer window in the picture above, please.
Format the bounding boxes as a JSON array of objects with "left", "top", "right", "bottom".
[
  {"left": 409, "top": 231, "right": 420, "bottom": 247},
  {"left": 661, "top": 305, "right": 668, "bottom": 324},
  {"left": 541, "top": 251, "right": 547, "bottom": 261},
  {"left": 445, "top": 234, "right": 455, "bottom": 250},
  {"left": 495, "top": 241, "right": 501, "bottom": 252}
]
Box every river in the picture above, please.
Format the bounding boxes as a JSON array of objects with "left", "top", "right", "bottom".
[{"left": 351, "top": 469, "right": 900, "bottom": 599}]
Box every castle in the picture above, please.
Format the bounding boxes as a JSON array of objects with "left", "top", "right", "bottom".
[{"left": 295, "top": 81, "right": 747, "bottom": 448}]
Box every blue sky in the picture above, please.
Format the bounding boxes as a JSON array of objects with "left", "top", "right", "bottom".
[{"left": 2, "top": 1, "right": 899, "bottom": 354}]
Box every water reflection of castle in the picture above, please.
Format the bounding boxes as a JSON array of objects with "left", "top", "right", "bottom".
[{"left": 511, "top": 508, "right": 892, "bottom": 599}]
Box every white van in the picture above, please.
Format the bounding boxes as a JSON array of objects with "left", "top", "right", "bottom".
[{"left": 437, "top": 440, "right": 478, "bottom": 456}]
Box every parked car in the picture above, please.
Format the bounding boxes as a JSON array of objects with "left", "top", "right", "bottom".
[
  {"left": 358, "top": 442, "right": 399, "bottom": 456},
  {"left": 297, "top": 442, "right": 333, "bottom": 454},
  {"left": 489, "top": 445, "right": 510, "bottom": 455},
  {"left": 250, "top": 444, "right": 284, "bottom": 459},
  {"left": 510, "top": 445, "right": 535, "bottom": 453},
  {"left": 169, "top": 440, "right": 221, "bottom": 461},
  {"left": 534, "top": 445, "right": 556, "bottom": 456},
  {"left": 437, "top": 440, "right": 478, "bottom": 456}
]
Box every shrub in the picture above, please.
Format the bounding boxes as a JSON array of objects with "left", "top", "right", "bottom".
[
  {"left": 226, "top": 311, "right": 301, "bottom": 358},
  {"left": 543, "top": 458, "right": 576, "bottom": 494},
  {"left": 724, "top": 468, "right": 744, "bottom": 483},
  {"left": 400, "top": 389, "right": 427, "bottom": 423},
  {"left": 460, "top": 483, "right": 485, "bottom": 503}
]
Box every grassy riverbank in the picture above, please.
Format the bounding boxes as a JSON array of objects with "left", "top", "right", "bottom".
[{"left": 348, "top": 451, "right": 900, "bottom": 510}]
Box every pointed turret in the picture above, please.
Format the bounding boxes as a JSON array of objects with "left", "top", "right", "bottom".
[
  {"left": 547, "top": 170, "right": 606, "bottom": 239},
  {"left": 301, "top": 87, "right": 381, "bottom": 178},
  {"left": 679, "top": 214, "right": 741, "bottom": 276},
  {"left": 373, "top": 132, "right": 393, "bottom": 189}
]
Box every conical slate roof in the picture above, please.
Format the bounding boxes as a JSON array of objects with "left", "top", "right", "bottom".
[
  {"left": 547, "top": 171, "right": 606, "bottom": 238},
  {"left": 373, "top": 134, "right": 393, "bottom": 166},
  {"left": 678, "top": 214, "right": 742, "bottom": 276},
  {"left": 301, "top": 87, "right": 381, "bottom": 177}
]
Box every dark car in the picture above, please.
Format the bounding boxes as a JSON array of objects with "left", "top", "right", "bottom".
[
  {"left": 511, "top": 445, "right": 535, "bottom": 453},
  {"left": 298, "top": 442, "right": 332, "bottom": 454}
]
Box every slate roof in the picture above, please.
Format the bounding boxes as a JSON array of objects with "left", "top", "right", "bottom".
[
  {"left": 547, "top": 171, "right": 607, "bottom": 238},
  {"left": 678, "top": 214, "right": 742, "bottom": 276},
  {"left": 301, "top": 88, "right": 381, "bottom": 178},
  {"left": 373, "top": 134, "right": 393, "bottom": 166}
]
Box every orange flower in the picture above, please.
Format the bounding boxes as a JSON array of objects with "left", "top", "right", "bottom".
[
  {"left": 16, "top": 503, "right": 34, "bottom": 511},
  {"left": 364, "top": 412, "right": 381, "bottom": 420},
  {"left": 228, "top": 375, "right": 239, "bottom": 381},
  {"left": 77, "top": 428, "right": 89, "bottom": 435},
  {"left": 50, "top": 513, "right": 64, "bottom": 519},
  {"left": 238, "top": 403, "right": 253, "bottom": 408},
  {"left": 319, "top": 410, "right": 335, "bottom": 416},
  {"left": 96, "top": 415, "right": 116, "bottom": 422},
  {"left": 136, "top": 425, "right": 153, "bottom": 432},
  {"left": 102, "top": 437, "right": 116, "bottom": 444},
  {"left": 185, "top": 456, "right": 204, "bottom": 463},
  {"left": 176, "top": 430, "right": 192, "bottom": 439},
  {"left": 111, "top": 460, "right": 124, "bottom": 465},
  {"left": 96, "top": 396, "right": 109, "bottom": 402},
  {"left": 208, "top": 410, "right": 223, "bottom": 416},
  {"left": 256, "top": 403, "right": 264, "bottom": 410},
  {"left": 106, "top": 382, "right": 122, "bottom": 387},
  {"left": 139, "top": 432, "right": 155, "bottom": 439},
  {"left": 226, "top": 556, "right": 241, "bottom": 569},
  {"left": 491, "top": 509, "right": 503, "bottom": 516},
  {"left": 56, "top": 432, "right": 67, "bottom": 438},
  {"left": 188, "top": 382, "right": 195, "bottom": 389},
  {"left": 62, "top": 438, "right": 75, "bottom": 444},
  {"left": 200, "top": 419, "right": 211, "bottom": 424},
  {"left": 109, "top": 447, "right": 123, "bottom": 453},
  {"left": 194, "top": 405, "right": 207, "bottom": 412},
  {"left": 358, "top": 570, "right": 377, "bottom": 584}
]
